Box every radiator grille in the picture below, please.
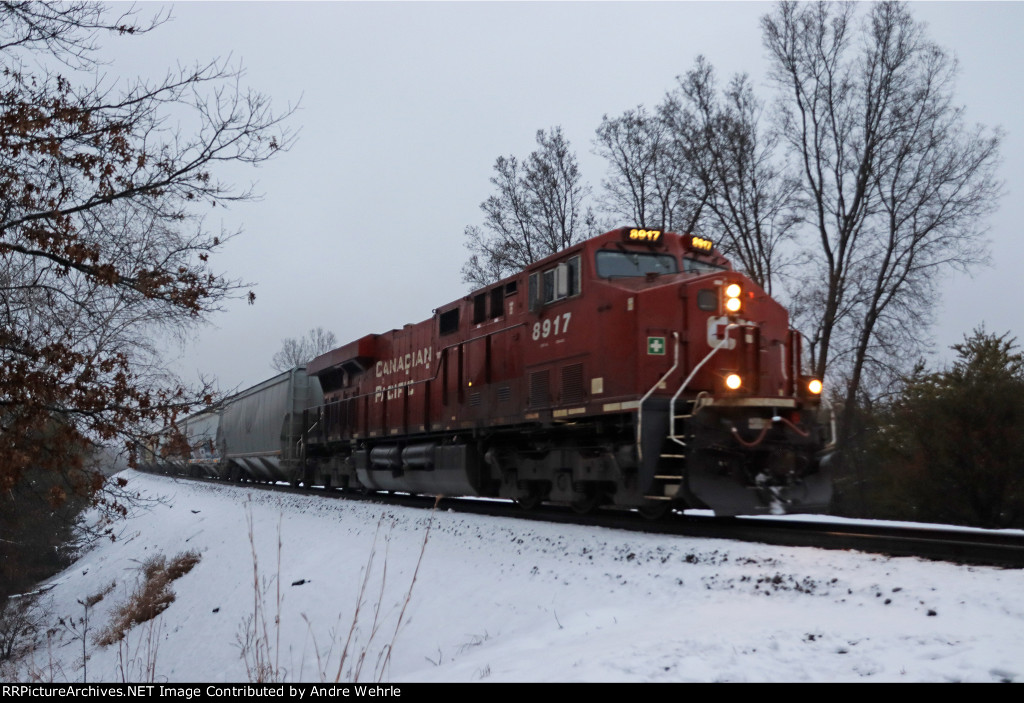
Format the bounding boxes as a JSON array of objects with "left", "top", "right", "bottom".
[
  {"left": 529, "top": 370, "right": 550, "bottom": 408},
  {"left": 561, "top": 363, "right": 585, "bottom": 404}
]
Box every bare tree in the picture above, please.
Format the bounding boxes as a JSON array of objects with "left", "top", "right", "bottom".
[
  {"left": 594, "top": 104, "right": 702, "bottom": 233},
  {"left": 271, "top": 327, "right": 338, "bottom": 372},
  {"left": 462, "top": 127, "right": 596, "bottom": 288},
  {"left": 595, "top": 57, "right": 799, "bottom": 296},
  {"left": 762, "top": 1, "right": 1002, "bottom": 417},
  {"left": 682, "top": 65, "right": 802, "bottom": 297},
  {"left": 0, "top": 4, "right": 293, "bottom": 513}
]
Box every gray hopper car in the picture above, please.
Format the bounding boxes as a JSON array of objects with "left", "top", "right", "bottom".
[
  {"left": 137, "top": 367, "right": 321, "bottom": 484},
  {"left": 138, "top": 408, "right": 220, "bottom": 477},
  {"left": 217, "top": 367, "right": 322, "bottom": 483}
]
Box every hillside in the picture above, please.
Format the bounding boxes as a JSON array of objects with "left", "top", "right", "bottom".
[{"left": 5, "top": 471, "right": 1022, "bottom": 683}]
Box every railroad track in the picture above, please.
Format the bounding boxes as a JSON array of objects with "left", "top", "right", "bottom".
[{"left": 153, "top": 471, "right": 1024, "bottom": 569}]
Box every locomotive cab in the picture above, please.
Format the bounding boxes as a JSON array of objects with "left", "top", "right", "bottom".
[{"left": 514, "top": 227, "right": 831, "bottom": 515}]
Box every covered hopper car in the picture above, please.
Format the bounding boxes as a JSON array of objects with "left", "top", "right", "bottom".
[
  {"left": 217, "top": 368, "right": 322, "bottom": 482},
  {"left": 138, "top": 408, "right": 220, "bottom": 477},
  {"left": 140, "top": 368, "right": 322, "bottom": 483}
]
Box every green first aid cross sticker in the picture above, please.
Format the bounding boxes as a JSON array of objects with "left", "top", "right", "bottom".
[{"left": 647, "top": 336, "right": 666, "bottom": 355}]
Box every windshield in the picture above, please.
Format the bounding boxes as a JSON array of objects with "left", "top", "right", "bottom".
[
  {"left": 596, "top": 250, "right": 679, "bottom": 278},
  {"left": 683, "top": 257, "right": 727, "bottom": 274}
]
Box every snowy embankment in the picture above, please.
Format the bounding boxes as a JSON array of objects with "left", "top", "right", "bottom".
[{"left": 11, "top": 470, "right": 1023, "bottom": 683}]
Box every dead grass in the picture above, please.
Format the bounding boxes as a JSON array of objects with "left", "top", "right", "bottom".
[
  {"left": 236, "top": 507, "right": 282, "bottom": 683},
  {"left": 116, "top": 617, "right": 164, "bottom": 682},
  {"left": 242, "top": 497, "right": 439, "bottom": 683},
  {"left": 307, "top": 497, "right": 438, "bottom": 683},
  {"left": 96, "top": 551, "right": 200, "bottom": 647}
]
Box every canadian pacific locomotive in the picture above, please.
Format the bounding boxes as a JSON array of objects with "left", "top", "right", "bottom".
[{"left": 141, "top": 227, "right": 833, "bottom": 517}]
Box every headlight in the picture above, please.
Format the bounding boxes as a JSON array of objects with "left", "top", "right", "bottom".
[
  {"left": 724, "top": 283, "right": 742, "bottom": 314},
  {"left": 807, "top": 379, "right": 823, "bottom": 395},
  {"left": 725, "top": 373, "right": 742, "bottom": 390}
]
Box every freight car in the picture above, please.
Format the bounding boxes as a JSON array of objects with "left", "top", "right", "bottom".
[
  {"left": 302, "top": 227, "right": 832, "bottom": 516},
  {"left": 139, "top": 368, "right": 321, "bottom": 484},
  {"left": 216, "top": 367, "right": 322, "bottom": 482},
  {"left": 138, "top": 408, "right": 220, "bottom": 477}
]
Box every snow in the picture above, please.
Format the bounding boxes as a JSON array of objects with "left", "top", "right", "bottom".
[{"left": 9, "top": 471, "right": 1023, "bottom": 683}]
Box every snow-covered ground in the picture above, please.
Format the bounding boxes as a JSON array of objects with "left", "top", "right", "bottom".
[{"left": 7, "top": 470, "right": 1023, "bottom": 683}]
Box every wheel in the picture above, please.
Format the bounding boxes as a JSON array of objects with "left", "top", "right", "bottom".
[
  {"left": 515, "top": 493, "right": 543, "bottom": 511},
  {"left": 637, "top": 501, "right": 673, "bottom": 521}
]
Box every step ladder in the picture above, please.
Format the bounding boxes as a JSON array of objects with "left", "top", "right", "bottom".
[{"left": 643, "top": 401, "right": 696, "bottom": 500}]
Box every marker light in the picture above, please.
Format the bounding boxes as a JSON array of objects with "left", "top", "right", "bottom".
[
  {"left": 808, "top": 379, "right": 823, "bottom": 395},
  {"left": 725, "top": 373, "right": 742, "bottom": 390}
]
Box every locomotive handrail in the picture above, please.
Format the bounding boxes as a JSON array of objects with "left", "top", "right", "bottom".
[
  {"left": 296, "top": 415, "right": 321, "bottom": 456},
  {"left": 667, "top": 322, "right": 742, "bottom": 450},
  {"left": 636, "top": 331, "right": 680, "bottom": 463}
]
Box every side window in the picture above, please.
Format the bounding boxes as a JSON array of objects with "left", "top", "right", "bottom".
[
  {"left": 472, "top": 293, "right": 487, "bottom": 324},
  {"left": 473, "top": 286, "right": 507, "bottom": 324},
  {"left": 439, "top": 307, "right": 459, "bottom": 335},
  {"left": 489, "top": 287, "right": 504, "bottom": 320},
  {"left": 566, "top": 255, "right": 581, "bottom": 296},
  {"left": 529, "top": 255, "right": 581, "bottom": 311},
  {"left": 542, "top": 269, "right": 556, "bottom": 304}
]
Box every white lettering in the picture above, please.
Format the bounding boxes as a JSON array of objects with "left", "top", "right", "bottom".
[
  {"left": 532, "top": 312, "right": 572, "bottom": 343},
  {"left": 375, "top": 346, "right": 433, "bottom": 379}
]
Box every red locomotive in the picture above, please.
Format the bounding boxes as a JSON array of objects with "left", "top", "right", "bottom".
[{"left": 305, "top": 227, "right": 832, "bottom": 516}]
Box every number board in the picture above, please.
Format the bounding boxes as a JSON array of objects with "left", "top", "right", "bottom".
[
  {"left": 624, "top": 228, "right": 662, "bottom": 244},
  {"left": 688, "top": 235, "right": 714, "bottom": 252}
]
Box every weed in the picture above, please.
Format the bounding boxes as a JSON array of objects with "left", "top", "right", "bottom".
[
  {"left": 96, "top": 552, "right": 199, "bottom": 647},
  {"left": 10, "top": 630, "right": 70, "bottom": 683},
  {"left": 236, "top": 506, "right": 283, "bottom": 683},
  {"left": 375, "top": 498, "right": 436, "bottom": 680},
  {"left": 424, "top": 646, "right": 443, "bottom": 667},
  {"left": 295, "top": 498, "right": 438, "bottom": 683},
  {"left": 116, "top": 618, "right": 163, "bottom": 683},
  {"left": 237, "top": 497, "right": 437, "bottom": 683},
  {"left": 0, "top": 595, "right": 43, "bottom": 662},
  {"left": 457, "top": 631, "right": 491, "bottom": 655},
  {"left": 56, "top": 581, "right": 116, "bottom": 681}
]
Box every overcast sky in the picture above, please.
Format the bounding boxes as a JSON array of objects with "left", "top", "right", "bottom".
[{"left": 104, "top": 1, "right": 1024, "bottom": 393}]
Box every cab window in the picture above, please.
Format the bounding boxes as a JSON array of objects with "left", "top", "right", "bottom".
[
  {"left": 595, "top": 250, "right": 678, "bottom": 278},
  {"left": 529, "top": 255, "right": 580, "bottom": 311},
  {"left": 683, "top": 257, "right": 727, "bottom": 274}
]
